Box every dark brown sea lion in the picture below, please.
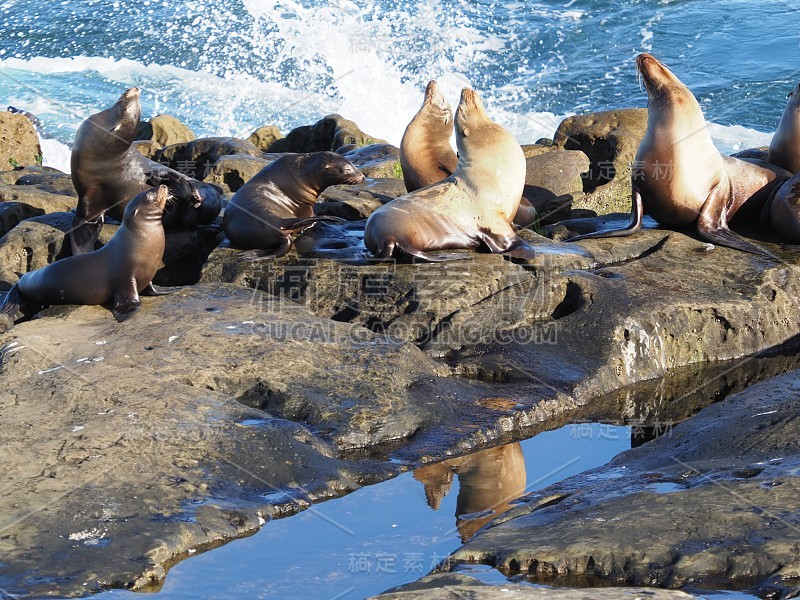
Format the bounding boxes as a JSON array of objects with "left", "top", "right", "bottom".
[
  {"left": 768, "top": 82, "right": 800, "bottom": 174},
  {"left": 1, "top": 185, "right": 171, "bottom": 322},
  {"left": 364, "top": 88, "right": 534, "bottom": 261},
  {"left": 400, "top": 80, "right": 538, "bottom": 229},
  {"left": 70, "top": 88, "right": 222, "bottom": 255},
  {"left": 223, "top": 152, "right": 364, "bottom": 260},
  {"left": 568, "top": 53, "right": 790, "bottom": 255}
]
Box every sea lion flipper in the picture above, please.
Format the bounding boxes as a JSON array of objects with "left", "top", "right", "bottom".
[
  {"left": 141, "top": 283, "right": 179, "bottom": 296},
  {"left": 69, "top": 214, "right": 104, "bottom": 255},
  {"left": 112, "top": 280, "right": 142, "bottom": 322},
  {"left": 0, "top": 285, "right": 24, "bottom": 319},
  {"left": 698, "top": 188, "right": 774, "bottom": 256},
  {"left": 696, "top": 225, "right": 773, "bottom": 257},
  {"left": 278, "top": 216, "right": 345, "bottom": 233},
  {"left": 237, "top": 237, "right": 293, "bottom": 262},
  {"left": 566, "top": 188, "right": 644, "bottom": 242},
  {"left": 112, "top": 294, "right": 141, "bottom": 322}
]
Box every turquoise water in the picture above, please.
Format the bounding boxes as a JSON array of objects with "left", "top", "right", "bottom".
[
  {"left": 1, "top": 1, "right": 798, "bottom": 171},
  {"left": 95, "top": 424, "right": 632, "bottom": 599}
]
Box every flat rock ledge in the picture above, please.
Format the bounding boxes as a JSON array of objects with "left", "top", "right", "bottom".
[
  {"left": 439, "top": 368, "right": 800, "bottom": 597},
  {"left": 373, "top": 573, "right": 699, "bottom": 599}
]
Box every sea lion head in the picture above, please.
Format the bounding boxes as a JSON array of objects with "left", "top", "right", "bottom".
[
  {"left": 300, "top": 151, "right": 365, "bottom": 189},
  {"left": 123, "top": 184, "right": 169, "bottom": 226},
  {"left": 636, "top": 54, "right": 691, "bottom": 104},
  {"left": 421, "top": 80, "right": 453, "bottom": 131},
  {"left": 86, "top": 87, "right": 142, "bottom": 150},
  {"left": 454, "top": 87, "right": 510, "bottom": 161}
]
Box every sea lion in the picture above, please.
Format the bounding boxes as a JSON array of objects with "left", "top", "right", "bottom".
[
  {"left": 768, "top": 82, "right": 800, "bottom": 174},
  {"left": 364, "top": 87, "right": 535, "bottom": 261},
  {"left": 223, "top": 151, "right": 364, "bottom": 260},
  {"left": 70, "top": 87, "right": 222, "bottom": 255},
  {"left": 400, "top": 80, "right": 458, "bottom": 191},
  {"left": 400, "top": 80, "right": 538, "bottom": 229},
  {"left": 567, "top": 53, "right": 790, "bottom": 255},
  {"left": 1, "top": 185, "right": 171, "bottom": 322}
]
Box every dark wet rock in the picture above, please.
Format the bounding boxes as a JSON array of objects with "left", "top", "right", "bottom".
[
  {"left": 338, "top": 143, "right": 401, "bottom": 179},
  {"left": 0, "top": 165, "right": 76, "bottom": 196},
  {"left": 202, "top": 153, "right": 277, "bottom": 194},
  {"left": 523, "top": 150, "right": 590, "bottom": 225},
  {"left": 0, "top": 212, "right": 218, "bottom": 288},
  {"left": 132, "top": 139, "right": 162, "bottom": 159},
  {"left": 156, "top": 137, "right": 265, "bottom": 180},
  {"left": 247, "top": 125, "right": 284, "bottom": 151},
  {"left": 136, "top": 113, "right": 196, "bottom": 147},
  {"left": 553, "top": 109, "right": 647, "bottom": 215},
  {"left": 0, "top": 170, "right": 77, "bottom": 237},
  {"left": 0, "top": 282, "right": 510, "bottom": 596},
  {"left": 316, "top": 177, "right": 407, "bottom": 220},
  {"left": 442, "top": 368, "right": 800, "bottom": 596},
  {"left": 267, "top": 114, "right": 387, "bottom": 153},
  {"left": 0, "top": 212, "right": 74, "bottom": 288},
  {"left": 0, "top": 110, "right": 42, "bottom": 169},
  {"left": 731, "top": 146, "right": 769, "bottom": 161},
  {"left": 374, "top": 573, "right": 698, "bottom": 599}
]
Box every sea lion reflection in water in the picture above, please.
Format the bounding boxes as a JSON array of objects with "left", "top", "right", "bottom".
[{"left": 414, "top": 442, "right": 526, "bottom": 542}]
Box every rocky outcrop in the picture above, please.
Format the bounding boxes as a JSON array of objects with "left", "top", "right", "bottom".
[
  {"left": 156, "top": 137, "right": 265, "bottom": 180},
  {"left": 440, "top": 367, "right": 800, "bottom": 597},
  {"left": 136, "top": 114, "right": 196, "bottom": 147},
  {"left": 522, "top": 150, "right": 590, "bottom": 224},
  {"left": 316, "top": 178, "right": 407, "bottom": 220},
  {"left": 553, "top": 109, "right": 647, "bottom": 215},
  {"left": 338, "top": 143, "right": 401, "bottom": 179},
  {"left": 247, "top": 125, "right": 284, "bottom": 151},
  {"left": 0, "top": 111, "right": 42, "bottom": 169},
  {"left": 267, "top": 114, "right": 386, "bottom": 153}
]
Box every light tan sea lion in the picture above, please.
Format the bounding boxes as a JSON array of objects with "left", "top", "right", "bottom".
[
  {"left": 364, "top": 88, "right": 535, "bottom": 261},
  {"left": 768, "top": 82, "right": 800, "bottom": 174},
  {"left": 400, "top": 80, "right": 458, "bottom": 191},
  {"left": 568, "top": 53, "right": 790, "bottom": 255},
  {"left": 400, "top": 80, "right": 538, "bottom": 229},
  {"left": 1, "top": 186, "right": 171, "bottom": 322},
  {"left": 223, "top": 152, "right": 364, "bottom": 260}
]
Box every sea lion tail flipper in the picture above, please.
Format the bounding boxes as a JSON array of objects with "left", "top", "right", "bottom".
[
  {"left": 69, "top": 215, "right": 104, "bottom": 255},
  {"left": 278, "top": 216, "right": 346, "bottom": 233},
  {"left": 141, "top": 283, "right": 180, "bottom": 296},
  {"left": 112, "top": 286, "right": 142, "bottom": 323},
  {"left": 237, "top": 237, "right": 293, "bottom": 262},
  {"left": 566, "top": 187, "right": 644, "bottom": 242}
]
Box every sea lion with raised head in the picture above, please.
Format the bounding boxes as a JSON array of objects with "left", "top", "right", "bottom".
[
  {"left": 768, "top": 82, "right": 800, "bottom": 174},
  {"left": 223, "top": 152, "right": 364, "bottom": 260},
  {"left": 364, "top": 87, "right": 535, "bottom": 261},
  {"left": 400, "top": 80, "right": 458, "bottom": 191},
  {"left": 568, "top": 53, "right": 790, "bottom": 255},
  {"left": 400, "top": 80, "right": 538, "bottom": 229},
  {"left": 1, "top": 185, "right": 171, "bottom": 322},
  {"left": 70, "top": 88, "right": 222, "bottom": 255}
]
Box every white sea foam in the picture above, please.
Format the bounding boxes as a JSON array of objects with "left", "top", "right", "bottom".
[
  {"left": 39, "top": 136, "right": 71, "bottom": 173},
  {"left": 707, "top": 122, "right": 772, "bottom": 154}
]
